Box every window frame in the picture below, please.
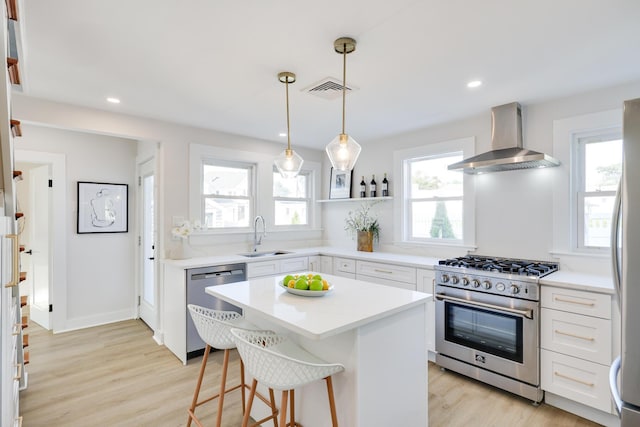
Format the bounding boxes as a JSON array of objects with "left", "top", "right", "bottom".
[
  {"left": 201, "top": 158, "right": 256, "bottom": 230},
  {"left": 572, "top": 130, "right": 622, "bottom": 252},
  {"left": 393, "top": 137, "right": 476, "bottom": 248},
  {"left": 272, "top": 167, "right": 312, "bottom": 228},
  {"left": 551, "top": 108, "right": 622, "bottom": 257}
]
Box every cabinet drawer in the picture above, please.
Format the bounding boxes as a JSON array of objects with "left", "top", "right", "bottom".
[
  {"left": 356, "top": 274, "right": 416, "bottom": 290},
  {"left": 247, "top": 260, "right": 280, "bottom": 278},
  {"left": 541, "top": 349, "right": 613, "bottom": 413},
  {"left": 541, "top": 286, "right": 611, "bottom": 319},
  {"left": 356, "top": 261, "right": 416, "bottom": 284},
  {"left": 280, "top": 257, "right": 308, "bottom": 273},
  {"left": 541, "top": 308, "right": 611, "bottom": 365},
  {"left": 334, "top": 257, "right": 356, "bottom": 273}
]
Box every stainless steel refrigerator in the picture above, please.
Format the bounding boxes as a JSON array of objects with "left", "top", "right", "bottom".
[{"left": 610, "top": 97, "right": 640, "bottom": 426}]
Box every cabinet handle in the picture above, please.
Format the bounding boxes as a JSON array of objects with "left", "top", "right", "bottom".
[
  {"left": 554, "top": 329, "right": 595, "bottom": 341},
  {"left": 14, "top": 363, "right": 22, "bottom": 381},
  {"left": 4, "top": 234, "right": 19, "bottom": 287},
  {"left": 554, "top": 371, "right": 594, "bottom": 387},
  {"left": 553, "top": 296, "right": 595, "bottom": 307},
  {"left": 374, "top": 269, "right": 393, "bottom": 274}
]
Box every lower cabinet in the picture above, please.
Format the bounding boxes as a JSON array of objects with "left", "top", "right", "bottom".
[
  {"left": 355, "top": 261, "right": 416, "bottom": 290},
  {"left": 333, "top": 257, "right": 356, "bottom": 279},
  {"left": 540, "top": 285, "right": 618, "bottom": 417},
  {"left": 247, "top": 256, "right": 308, "bottom": 278},
  {"left": 308, "top": 255, "right": 333, "bottom": 274}
]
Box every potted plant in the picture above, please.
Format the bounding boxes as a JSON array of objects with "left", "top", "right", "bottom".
[{"left": 344, "top": 203, "right": 380, "bottom": 252}]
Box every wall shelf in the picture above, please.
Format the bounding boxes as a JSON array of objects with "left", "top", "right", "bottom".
[{"left": 317, "top": 196, "right": 393, "bottom": 203}]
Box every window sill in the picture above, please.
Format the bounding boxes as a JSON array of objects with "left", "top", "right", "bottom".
[
  {"left": 549, "top": 250, "right": 611, "bottom": 259},
  {"left": 393, "top": 240, "right": 477, "bottom": 251}
]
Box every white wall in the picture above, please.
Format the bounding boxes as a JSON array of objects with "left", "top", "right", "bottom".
[
  {"left": 18, "top": 125, "right": 138, "bottom": 330},
  {"left": 322, "top": 80, "right": 640, "bottom": 273}
]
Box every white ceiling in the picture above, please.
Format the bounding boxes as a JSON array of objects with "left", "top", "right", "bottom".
[{"left": 17, "top": 0, "right": 640, "bottom": 149}]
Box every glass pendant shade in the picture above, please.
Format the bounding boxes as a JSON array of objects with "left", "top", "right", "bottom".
[
  {"left": 274, "top": 71, "right": 303, "bottom": 178},
  {"left": 274, "top": 148, "right": 304, "bottom": 178},
  {"left": 326, "top": 37, "right": 360, "bottom": 172},
  {"left": 325, "top": 133, "right": 361, "bottom": 171}
]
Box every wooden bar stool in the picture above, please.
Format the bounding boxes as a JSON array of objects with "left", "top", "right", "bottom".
[
  {"left": 187, "top": 304, "right": 279, "bottom": 427},
  {"left": 231, "top": 328, "right": 345, "bottom": 427}
]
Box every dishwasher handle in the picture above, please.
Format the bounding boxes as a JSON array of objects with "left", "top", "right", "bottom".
[{"left": 189, "top": 268, "right": 246, "bottom": 281}]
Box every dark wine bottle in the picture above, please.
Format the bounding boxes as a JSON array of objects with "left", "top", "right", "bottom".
[
  {"left": 370, "top": 174, "right": 377, "bottom": 197},
  {"left": 382, "top": 173, "right": 389, "bottom": 197},
  {"left": 359, "top": 176, "right": 366, "bottom": 198}
]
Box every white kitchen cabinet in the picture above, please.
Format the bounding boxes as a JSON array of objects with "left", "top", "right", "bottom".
[
  {"left": 356, "top": 261, "right": 417, "bottom": 289},
  {"left": 333, "top": 257, "right": 356, "bottom": 279},
  {"left": 541, "top": 285, "right": 617, "bottom": 417},
  {"left": 246, "top": 256, "right": 308, "bottom": 278},
  {"left": 417, "top": 268, "right": 436, "bottom": 361},
  {"left": 308, "top": 255, "right": 333, "bottom": 274}
]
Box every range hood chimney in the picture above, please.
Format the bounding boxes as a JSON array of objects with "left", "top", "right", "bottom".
[{"left": 448, "top": 102, "right": 560, "bottom": 174}]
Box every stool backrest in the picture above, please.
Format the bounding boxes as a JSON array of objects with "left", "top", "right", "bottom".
[
  {"left": 187, "top": 304, "right": 243, "bottom": 350},
  {"left": 231, "top": 329, "right": 343, "bottom": 390}
]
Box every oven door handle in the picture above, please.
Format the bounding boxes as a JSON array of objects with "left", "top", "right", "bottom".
[{"left": 435, "top": 293, "right": 534, "bottom": 319}]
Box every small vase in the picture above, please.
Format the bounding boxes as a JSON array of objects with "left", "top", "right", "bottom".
[
  {"left": 357, "top": 231, "right": 374, "bottom": 252},
  {"left": 171, "top": 239, "right": 198, "bottom": 259}
]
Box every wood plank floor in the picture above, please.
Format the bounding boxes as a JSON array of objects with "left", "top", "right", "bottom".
[{"left": 20, "top": 319, "right": 601, "bottom": 426}]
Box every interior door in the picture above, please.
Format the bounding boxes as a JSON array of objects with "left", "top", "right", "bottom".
[
  {"left": 29, "top": 164, "right": 52, "bottom": 329},
  {"left": 138, "top": 159, "right": 157, "bottom": 330}
]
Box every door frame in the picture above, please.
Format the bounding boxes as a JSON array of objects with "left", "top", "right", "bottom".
[
  {"left": 136, "top": 157, "right": 158, "bottom": 332},
  {"left": 15, "top": 150, "right": 67, "bottom": 333}
]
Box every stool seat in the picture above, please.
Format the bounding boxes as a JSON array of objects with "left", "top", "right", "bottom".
[
  {"left": 186, "top": 305, "right": 278, "bottom": 427},
  {"left": 231, "top": 328, "right": 345, "bottom": 427}
]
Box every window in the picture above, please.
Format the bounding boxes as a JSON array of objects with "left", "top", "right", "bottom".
[
  {"left": 575, "top": 133, "right": 622, "bottom": 249},
  {"left": 405, "top": 153, "right": 463, "bottom": 241},
  {"left": 201, "top": 160, "right": 254, "bottom": 228},
  {"left": 273, "top": 169, "right": 310, "bottom": 226},
  {"left": 394, "top": 137, "right": 474, "bottom": 246}
]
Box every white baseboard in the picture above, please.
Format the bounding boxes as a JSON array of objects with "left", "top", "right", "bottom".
[{"left": 56, "top": 309, "right": 136, "bottom": 333}]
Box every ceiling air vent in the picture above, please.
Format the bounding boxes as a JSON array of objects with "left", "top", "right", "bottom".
[{"left": 304, "top": 77, "right": 358, "bottom": 100}]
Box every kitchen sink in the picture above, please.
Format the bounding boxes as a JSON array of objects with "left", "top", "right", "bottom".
[{"left": 239, "top": 250, "right": 291, "bottom": 258}]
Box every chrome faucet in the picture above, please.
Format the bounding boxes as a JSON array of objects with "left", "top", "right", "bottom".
[{"left": 253, "top": 215, "right": 266, "bottom": 252}]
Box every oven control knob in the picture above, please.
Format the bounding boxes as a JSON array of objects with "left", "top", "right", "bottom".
[
  {"left": 461, "top": 277, "right": 470, "bottom": 286},
  {"left": 510, "top": 284, "right": 520, "bottom": 294},
  {"left": 451, "top": 275, "right": 460, "bottom": 284},
  {"left": 442, "top": 274, "right": 450, "bottom": 283},
  {"left": 482, "top": 280, "right": 492, "bottom": 290},
  {"left": 471, "top": 279, "right": 480, "bottom": 288},
  {"left": 495, "top": 282, "right": 506, "bottom": 292}
]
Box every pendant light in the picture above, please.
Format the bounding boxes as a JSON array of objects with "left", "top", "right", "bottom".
[
  {"left": 325, "top": 37, "right": 361, "bottom": 172},
  {"left": 274, "top": 71, "right": 304, "bottom": 178}
]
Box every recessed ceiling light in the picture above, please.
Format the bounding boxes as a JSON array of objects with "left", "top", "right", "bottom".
[
  {"left": 467, "top": 80, "right": 482, "bottom": 89},
  {"left": 106, "top": 97, "right": 121, "bottom": 104},
  {"left": 279, "top": 132, "right": 287, "bottom": 137}
]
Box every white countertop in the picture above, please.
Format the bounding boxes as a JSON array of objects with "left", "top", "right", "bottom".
[
  {"left": 205, "top": 272, "right": 431, "bottom": 340},
  {"left": 163, "top": 246, "right": 441, "bottom": 270},
  {"left": 166, "top": 245, "right": 615, "bottom": 294},
  {"left": 540, "top": 271, "right": 614, "bottom": 294}
]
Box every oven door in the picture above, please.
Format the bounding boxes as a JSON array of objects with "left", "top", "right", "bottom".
[{"left": 435, "top": 285, "right": 540, "bottom": 386}]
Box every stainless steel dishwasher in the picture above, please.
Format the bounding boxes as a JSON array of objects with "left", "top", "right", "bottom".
[{"left": 186, "top": 263, "right": 246, "bottom": 359}]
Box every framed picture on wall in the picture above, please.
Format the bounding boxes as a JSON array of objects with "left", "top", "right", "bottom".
[
  {"left": 329, "top": 168, "right": 353, "bottom": 199},
  {"left": 77, "top": 181, "right": 128, "bottom": 233}
]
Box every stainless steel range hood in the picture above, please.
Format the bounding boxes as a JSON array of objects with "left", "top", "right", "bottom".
[{"left": 448, "top": 102, "right": 560, "bottom": 174}]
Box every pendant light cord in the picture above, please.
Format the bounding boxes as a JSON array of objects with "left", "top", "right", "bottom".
[
  {"left": 341, "top": 42, "right": 347, "bottom": 135},
  {"left": 285, "top": 78, "right": 291, "bottom": 151}
]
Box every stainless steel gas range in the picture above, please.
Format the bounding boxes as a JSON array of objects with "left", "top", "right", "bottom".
[{"left": 434, "top": 255, "right": 558, "bottom": 403}]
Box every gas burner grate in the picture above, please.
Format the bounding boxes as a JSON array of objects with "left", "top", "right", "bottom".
[{"left": 438, "top": 255, "right": 558, "bottom": 277}]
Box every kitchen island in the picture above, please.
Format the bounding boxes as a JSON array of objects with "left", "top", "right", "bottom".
[{"left": 206, "top": 273, "right": 431, "bottom": 427}]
